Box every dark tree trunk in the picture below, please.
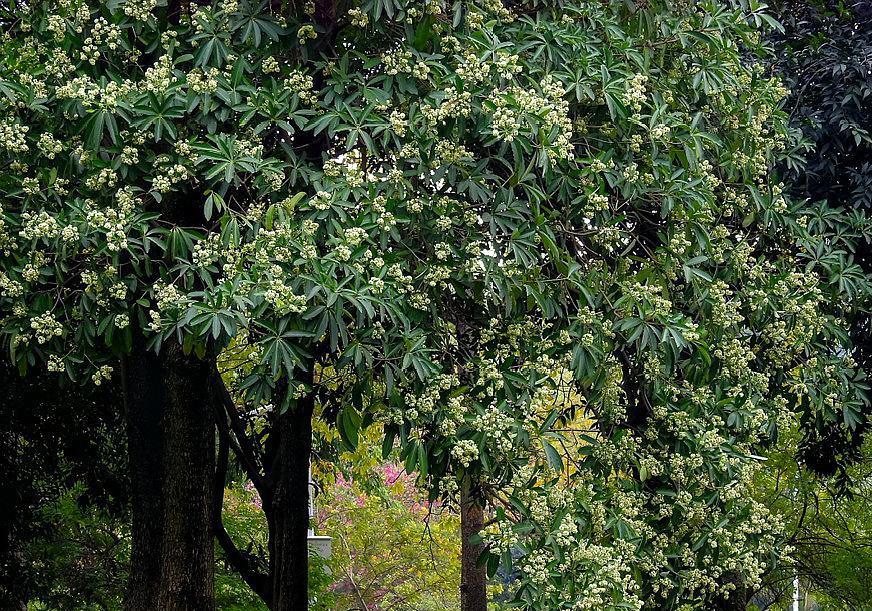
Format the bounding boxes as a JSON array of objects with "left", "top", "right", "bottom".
[
  {"left": 212, "top": 374, "right": 273, "bottom": 603},
  {"left": 712, "top": 572, "right": 750, "bottom": 611},
  {"left": 212, "top": 372, "right": 320, "bottom": 611},
  {"left": 122, "top": 339, "right": 215, "bottom": 611},
  {"left": 267, "top": 391, "right": 315, "bottom": 611},
  {"left": 122, "top": 340, "right": 166, "bottom": 611},
  {"left": 157, "top": 342, "right": 215, "bottom": 611},
  {"left": 0, "top": 451, "right": 21, "bottom": 610},
  {"left": 460, "top": 477, "right": 488, "bottom": 611}
]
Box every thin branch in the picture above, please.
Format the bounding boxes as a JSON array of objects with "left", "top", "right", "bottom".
[
  {"left": 212, "top": 428, "right": 272, "bottom": 604},
  {"left": 211, "top": 367, "right": 269, "bottom": 495}
]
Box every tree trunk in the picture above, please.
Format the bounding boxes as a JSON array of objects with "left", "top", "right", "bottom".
[
  {"left": 460, "top": 476, "right": 488, "bottom": 611},
  {"left": 157, "top": 342, "right": 215, "bottom": 611},
  {"left": 122, "top": 340, "right": 165, "bottom": 611},
  {"left": 122, "top": 339, "right": 215, "bottom": 611},
  {"left": 712, "top": 572, "right": 749, "bottom": 611},
  {"left": 267, "top": 391, "right": 315, "bottom": 611}
]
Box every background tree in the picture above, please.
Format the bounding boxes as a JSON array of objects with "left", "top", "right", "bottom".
[
  {"left": 768, "top": 0, "right": 872, "bottom": 480},
  {"left": 317, "top": 463, "right": 462, "bottom": 611},
  {"left": 365, "top": 1, "right": 872, "bottom": 608},
  {"left": 748, "top": 3, "right": 872, "bottom": 608},
  {"left": 753, "top": 428, "right": 872, "bottom": 610}
]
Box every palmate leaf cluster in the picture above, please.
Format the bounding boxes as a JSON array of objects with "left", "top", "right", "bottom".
[{"left": 0, "top": 0, "right": 870, "bottom": 609}]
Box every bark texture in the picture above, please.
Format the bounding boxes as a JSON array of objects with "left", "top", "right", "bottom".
[
  {"left": 122, "top": 340, "right": 165, "bottom": 611},
  {"left": 157, "top": 342, "right": 215, "bottom": 611},
  {"left": 122, "top": 339, "right": 215, "bottom": 611},
  {"left": 460, "top": 477, "right": 488, "bottom": 611},
  {"left": 212, "top": 375, "right": 318, "bottom": 610}
]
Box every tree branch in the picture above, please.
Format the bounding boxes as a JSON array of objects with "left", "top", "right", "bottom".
[
  {"left": 212, "top": 427, "right": 272, "bottom": 604},
  {"left": 210, "top": 368, "right": 270, "bottom": 496}
]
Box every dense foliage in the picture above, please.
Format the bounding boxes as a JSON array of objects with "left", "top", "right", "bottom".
[
  {"left": 768, "top": 0, "right": 872, "bottom": 477},
  {"left": 772, "top": 0, "right": 872, "bottom": 211},
  {"left": 2, "top": 0, "right": 872, "bottom": 609}
]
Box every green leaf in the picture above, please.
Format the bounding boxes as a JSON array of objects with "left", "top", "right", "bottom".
[{"left": 541, "top": 439, "right": 563, "bottom": 472}]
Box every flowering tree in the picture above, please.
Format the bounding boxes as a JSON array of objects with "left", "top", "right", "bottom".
[
  {"left": 360, "top": 2, "right": 872, "bottom": 610},
  {"left": 2, "top": 2, "right": 871, "bottom": 611}
]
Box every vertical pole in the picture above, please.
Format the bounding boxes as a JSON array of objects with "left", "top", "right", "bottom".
[
  {"left": 792, "top": 575, "right": 800, "bottom": 611},
  {"left": 308, "top": 462, "right": 315, "bottom": 538},
  {"left": 792, "top": 471, "right": 801, "bottom": 611}
]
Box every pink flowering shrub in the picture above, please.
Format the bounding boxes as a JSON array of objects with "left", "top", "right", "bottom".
[{"left": 317, "top": 464, "right": 461, "bottom": 611}]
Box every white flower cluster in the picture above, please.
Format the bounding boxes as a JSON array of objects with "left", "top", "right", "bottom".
[
  {"left": 489, "top": 96, "right": 520, "bottom": 141},
  {"left": 450, "top": 439, "right": 479, "bottom": 467},
  {"left": 19, "top": 211, "right": 60, "bottom": 241},
  {"left": 81, "top": 270, "right": 127, "bottom": 303},
  {"left": 187, "top": 68, "right": 220, "bottom": 94},
  {"left": 192, "top": 234, "right": 223, "bottom": 268},
  {"left": 284, "top": 70, "right": 316, "bottom": 104},
  {"left": 401, "top": 373, "right": 459, "bottom": 422},
  {"left": 433, "top": 139, "right": 472, "bottom": 166},
  {"left": 453, "top": 50, "right": 493, "bottom": 84},
  {"left": 482, "top": 519, "right": 518, "bottom": 554},
  {"left": 650, "top": 123, "right": 671, "bottom": 140},
  {"left": 624, "top": 73, "right": 649, "bottom": 113},
  {"left": 0, "top": 119, "right": 29, "bottom": 153},
  {"left": 0, "top": 272, "right": 24, "bottom": 298},
  {"left": 421, "top": 87, "right": 473, "bottom": 128},
  {"left": 80, "top": 17, "right": 121, "bottom": 65},
  {"left": 30, "top": 311, "right": 63, "bottom": 344},
  {"left": 124, "top": 0, "right": 157, "bottom": 21},
  {"left": 709, "top": 280, "right": 743, "bottom": 328},
  {"left": 383, "top": 49, "right": 413, "bottom": 76},
  {"left": 262, "top": 56, "right": 280, "bottom": 74},
  {"left": 21, "top": 252, "right": 47, "bottom": 282},
  {"left": 388, "top": 110, "right": 407, "bottom": 136},
  {"left": 494, "top": 76, "right": 574, "bottom": 159},
  {"left": 263, "top": 276, "right": 308, "bottom": 314},
  {"left": 297, "top": 24, "right": 317, "bottom": 45},
  {"left": 84, "top": 188, "right": 136, "bottom": 252},
  {"left": 152, "top": 162, "right": 190, "bottom": 193},
  {"left": 473, "top": 405, "right": 515, "bottom": 454},
  {"left": 143, "top": 56, "right": 174, "bottom": 94},
  {"left": 56, "top": 77, "right": 133, "bottom": 110},
  {"left": 91, "top": 364, "right": 114, "bottom": 386},
  {"left": 46, "top": 14, "right": 66, "bottom": 40},
  {"left": 37, "top": 132, "right": 63, "bottom": 159},
  {"left": 47, "top": 354, "right": 65, "bottom": 373},
  {"left": 85, "top": 168, "right": 118, "bottom": 191},
  {"left": 436, "top": 395, "right": 466, "bottom": 436},
  {"left": 348, "top": 7, "right": 369, "bottom": 27},
  {"left": 45, "top": 48, "right": 75, "bottom": 81}
]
